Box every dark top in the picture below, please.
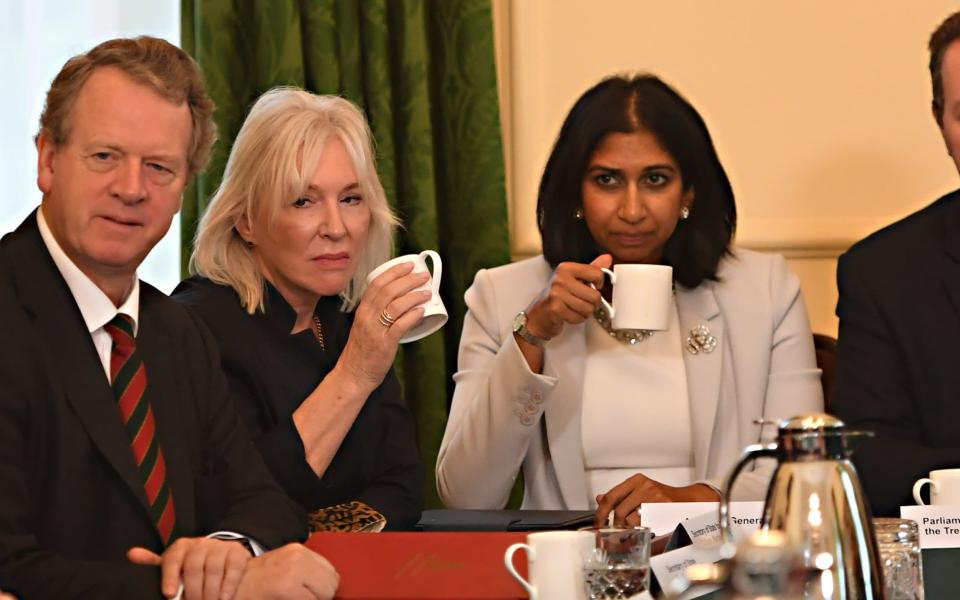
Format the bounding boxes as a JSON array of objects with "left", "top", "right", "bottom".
[
  {"left": 173, "top": 276, "right": 424, "bottom": 530},
  {"left": 833, "top": 189, "right": 960, "bottom": 516},
  {"left": 0, "top": 213, "right": 306, "bottom": 599}
]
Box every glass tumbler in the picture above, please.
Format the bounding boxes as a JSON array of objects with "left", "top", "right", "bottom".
[
  {"left": 874, "top": 518, "right": 924, "bottom": 600},
  {"left": 581, "top": 527, "right": 653, "bottom": 600}
]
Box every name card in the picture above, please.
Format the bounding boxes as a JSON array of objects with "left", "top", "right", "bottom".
[
  {"left": 649, "top": 542, "right": 722, "bottom": 597},
  {"left": 900, "top": 505, "right": 960, "bottom": 549},
  {"left": 640, "top": 501, "right": 764, "bottom": 539}
]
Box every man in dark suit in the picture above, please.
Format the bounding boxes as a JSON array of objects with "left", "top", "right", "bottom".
[
  {"left": 0, "top": 37, "right": 338, "bottom": 599},
  {"left": 834, "top": 11, "right": 960, "bottom": 516}
]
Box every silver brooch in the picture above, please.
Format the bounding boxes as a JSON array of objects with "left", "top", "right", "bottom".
[{"left": 686, "top": 325, "right": 717, "bottom": 354}]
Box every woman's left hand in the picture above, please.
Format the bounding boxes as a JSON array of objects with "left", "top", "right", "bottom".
[
  {"left": 336, "top": 262, "right": 432, "bottom": 393},
  {"left": 593, "top": 474, "right": 720, "bottom": 527}
]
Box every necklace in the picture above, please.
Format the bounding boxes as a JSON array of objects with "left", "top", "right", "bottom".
[
  {"left": 592, "top": 304, "right": 655, "bottom": 345},
  {"left": 311, "top": 314, "right": 326, "bottom": 351}
]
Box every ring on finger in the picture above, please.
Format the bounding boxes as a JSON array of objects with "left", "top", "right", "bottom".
[{"left": 378, "top": 309, "right": 396, "bottom": 328}]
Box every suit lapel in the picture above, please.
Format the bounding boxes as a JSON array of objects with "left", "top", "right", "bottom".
[
  {"left": 7, "top": 216, "right": 159, "bottom": 540},
  {"left": 137, "top": 300, "right": 196, "bottom": 535},
  {"left": 543, "top": 321, "right": 590, "bottom": 508},
  {"left": 676, "top": 282, "right": 724, "bottom": 480}
]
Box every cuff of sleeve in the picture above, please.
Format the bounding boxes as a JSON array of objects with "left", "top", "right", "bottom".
[
  {"left": 695, "top": 480, "right": 723, "bottom": 499},
  {"left": 207, "top": 531, "right": 266, "bottom": 557},
  {"left": 505, "top": 331, "right": 560, "bottom": 384},
  {"left": 498, "top": 333, "right": 559, "bottom": 426}
]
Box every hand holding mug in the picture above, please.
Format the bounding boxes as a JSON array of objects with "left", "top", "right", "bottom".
[
  {"left": 523, "top": 254, "right": 612, "bottom": 342},
  {"left": 339, "top": 261, "right": 432, "bottom": 391}
]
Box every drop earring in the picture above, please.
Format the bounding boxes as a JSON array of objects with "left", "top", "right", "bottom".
[
  {"left": 680, "top": 206, "right": 690, "bottom": 220},
  {"left": 574, "top": 208, "right": 584, "bottom": 221}
]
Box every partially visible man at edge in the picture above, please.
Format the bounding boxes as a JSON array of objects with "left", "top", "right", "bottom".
[
  {"left": 833, "top": 11, "right": 960, "bottom": 516},
  {"left": 0, "top": 36, "right": 338, "bottom": 599}
]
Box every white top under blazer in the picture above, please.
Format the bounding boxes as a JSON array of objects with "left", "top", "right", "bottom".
[
  {"left": 436, "top": 248, "right": 824, "bottom": 510},
  {"left": 581, "top": 300, "right": 694, "bottom": 499}
]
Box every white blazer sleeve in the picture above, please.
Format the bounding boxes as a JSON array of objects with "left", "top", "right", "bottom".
[{"left": 436, "top": 268, "right": 558, "bottom": 508}]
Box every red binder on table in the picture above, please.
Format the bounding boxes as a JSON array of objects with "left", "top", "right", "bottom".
[{"left": 305, "top": 532, "right": 530, "bottom": 599}]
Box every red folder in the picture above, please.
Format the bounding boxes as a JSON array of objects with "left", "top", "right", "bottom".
[{"left": 305, "top": 532, "right": 530, "bottom": 599}]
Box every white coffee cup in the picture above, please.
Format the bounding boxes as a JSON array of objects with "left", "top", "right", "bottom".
[
  {"left": 366, "top": 250, "right": 447, "bottom": 343},
  {"left": 912, "top": 469, "right": 960, "bottom": 505},
  {"left": 503, "top": 530, "right": 593, "bottom": 600},
  {"left": 595, "top": 264, "right": 673, "bottom": 331}
]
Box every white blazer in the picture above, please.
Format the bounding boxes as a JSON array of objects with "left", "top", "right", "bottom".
[{"left": 436, "top": 249, "right": 823, "bottom": 509}]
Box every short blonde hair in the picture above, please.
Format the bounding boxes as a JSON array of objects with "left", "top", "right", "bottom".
[
  {"left": 191, "top": 88, "right": 398, "bottom": 313},
  {"left": 38, "top": 36, "right": 216, "bottom": 176}
]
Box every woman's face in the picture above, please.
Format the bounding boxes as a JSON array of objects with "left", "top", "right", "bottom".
[
  {"left": 581, "top": 129, "right": 693, "bottom": 265},
  {"left": 241, "top": 136, "right": 371, "bottom": 306}
]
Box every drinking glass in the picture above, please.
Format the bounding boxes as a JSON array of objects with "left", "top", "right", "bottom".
[
  {"left": 874, "top": 518, "right": 924, "bottom": 600},
  {"left": 581, "top": 527, "right": 652, "bottom": 599}
]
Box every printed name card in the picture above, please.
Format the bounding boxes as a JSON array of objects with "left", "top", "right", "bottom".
[
  {"left": 649, "top": 542, "right": 722, "bottom": 598},
  {"left": 900, "top": 505, "right": 960, "bottom": 549},
  {"left": 640, "top": 501, "right": 764, "bottom": 538}
]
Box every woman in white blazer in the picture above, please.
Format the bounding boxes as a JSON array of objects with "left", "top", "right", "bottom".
[{"left": 436, "top": 75, "right": 823, "bottom": 526}]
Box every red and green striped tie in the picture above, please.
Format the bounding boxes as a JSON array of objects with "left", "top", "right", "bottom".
[{"left": 105, "top": 313, "right": 177, "bottom": 545}]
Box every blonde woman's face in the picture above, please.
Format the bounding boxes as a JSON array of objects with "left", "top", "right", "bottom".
[{"left": 245, "top": 136, "right": 371, "bottom": 306}]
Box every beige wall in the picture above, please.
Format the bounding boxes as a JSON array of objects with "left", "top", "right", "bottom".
[{"left": 492, "top": 0, "right": 960, "bottom": 336}]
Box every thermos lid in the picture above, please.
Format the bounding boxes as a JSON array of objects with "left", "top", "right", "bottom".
[
  {"left": 775, "top": 412, "right": 870, "bottom": 460},
  {"left": 778, "top": 412, "right": 845, "bottom": 433}
]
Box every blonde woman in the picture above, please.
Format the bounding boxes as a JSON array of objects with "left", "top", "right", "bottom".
[{"left": 173, "top": 88, "right": 425, "bottom": 530}]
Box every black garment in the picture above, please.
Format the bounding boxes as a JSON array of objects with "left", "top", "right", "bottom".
[
  {"left": 833, "top": 189, "right": 960, "bottom": 516},
  {"left": 173, "top": 276, "right": 424, "bottom": 530},
  {"left": 0, "top": 213, "right": 306, "bottom": 599}
]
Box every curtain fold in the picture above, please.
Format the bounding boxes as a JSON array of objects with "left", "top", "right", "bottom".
[{"left": 181, "top": 0, "right": 511, "bottom": 509}]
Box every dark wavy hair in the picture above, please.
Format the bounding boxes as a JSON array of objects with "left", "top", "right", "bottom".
[{"left": 536, "top": 74, "right": 736, "bottom": 288}]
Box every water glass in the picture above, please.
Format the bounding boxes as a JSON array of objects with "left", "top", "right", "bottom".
[
  {"left": 874, "top": 518, "right": 924, "bottom": 600},
  {"left": 581, "top": 527, "right": 652, "bottom": 599}
]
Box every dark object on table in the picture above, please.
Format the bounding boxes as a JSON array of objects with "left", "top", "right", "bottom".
[{"left": 417, "top": 509, "right": 594, "bottom": 531}]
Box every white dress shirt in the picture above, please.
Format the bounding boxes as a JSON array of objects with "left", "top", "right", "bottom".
[{"left": 37, "top": 208, "right": 140, "bottom": 380}]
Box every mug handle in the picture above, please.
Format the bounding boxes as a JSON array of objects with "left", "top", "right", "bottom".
[
  {"left": 503, "top": 543, "right": 536, "bottom": 599},
  {"left": 913, "top": 478, "right": 938, "bottom": 505},
  {"left": 589, "top": 267, "right": 616, "bottom": 318},
  {"left": 419, "top": 250, "right": 442, "bottom": 305}
]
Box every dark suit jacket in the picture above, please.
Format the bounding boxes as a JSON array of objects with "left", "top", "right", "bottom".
[
  {"left": 172, "top": 276, "right": 424, "bottom": 530},
  {"left": 834, "top": 189, "right": 960, "bottom": 516},
  {"left": 0, "top": 214, "right": 307, "bottom": 599}
]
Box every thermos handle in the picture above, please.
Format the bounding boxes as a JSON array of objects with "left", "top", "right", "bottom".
[{"left": 719, "top": 442, "right": 780, "bottom": 544}]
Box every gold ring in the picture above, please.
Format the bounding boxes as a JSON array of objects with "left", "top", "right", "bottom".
[{"left": 378, "top": 309, "right": 396, "bottom": 328}]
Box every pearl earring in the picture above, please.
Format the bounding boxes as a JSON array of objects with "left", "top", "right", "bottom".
[
  {"left": 575, "top": 208, "right": 584, "bottom": 221},
  {"left": 680, "top": 206, "right": 690, "bottom": 220}
]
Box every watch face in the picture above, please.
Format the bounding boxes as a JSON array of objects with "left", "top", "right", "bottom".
[{"left": 513, "top": 311, "right": 527, "bottom": 332}]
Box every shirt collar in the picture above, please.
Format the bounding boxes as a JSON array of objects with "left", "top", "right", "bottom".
[{"left": 36, "top": 207, "right": 140, "bottom": 335}]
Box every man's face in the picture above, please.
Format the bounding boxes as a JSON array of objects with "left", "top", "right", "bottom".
[
  {"left": 939, "top": 40, "right": 960, "bottom": 175},
  {"left": 37, "top": 66, "right": 192, "bottom": 288}
]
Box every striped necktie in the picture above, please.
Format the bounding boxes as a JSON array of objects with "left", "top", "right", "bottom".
[{"left": 105, "top": 313, "right": 177, "bottom": 545}]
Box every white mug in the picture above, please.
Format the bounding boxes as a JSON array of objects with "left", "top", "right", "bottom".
[
  {"left": 912, "top": 469, "right": 960, "bottom": 505},
  {"left": 366, "top": 250, "right": 447, "bottom": 343},
  {"left": 596, "top": 264, "right": 673, "bottom": 331},
  {"left": 503, "top": 531, "right": 593, "bottom": 600}
]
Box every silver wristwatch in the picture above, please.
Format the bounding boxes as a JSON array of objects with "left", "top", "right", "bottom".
[{"left": 513, "top": 311, "right": 547, "bottom": 346}]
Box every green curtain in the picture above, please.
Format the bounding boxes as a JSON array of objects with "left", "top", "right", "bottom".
[{"left": 180, "top": 0, "right": 511, "bottom": 509}]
